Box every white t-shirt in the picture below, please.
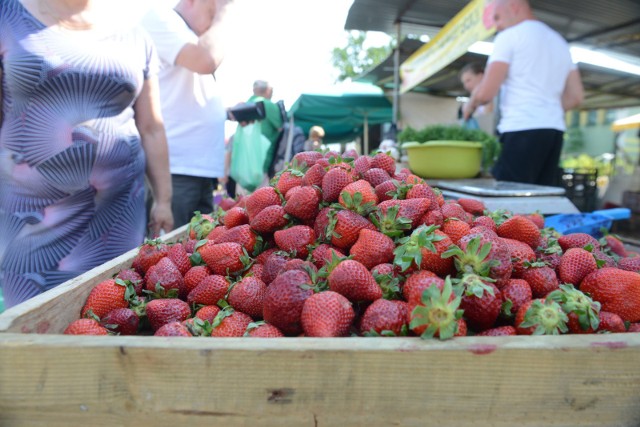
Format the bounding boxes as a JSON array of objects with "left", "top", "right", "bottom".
[
  {"left": 489, "top": 20, "right": 576, "bottom": 133},
  {"left": 141, "top": 8, "right": 226, "bottom": 178}
]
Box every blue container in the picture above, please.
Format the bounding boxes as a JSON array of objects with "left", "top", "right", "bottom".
[{"left": 544, "top": 208, "right": 631, "bottom": 237}]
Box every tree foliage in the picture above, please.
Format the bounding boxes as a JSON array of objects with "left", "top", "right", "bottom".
[{"left": 331, "top": 31, "right": 394, "bottom": 81}]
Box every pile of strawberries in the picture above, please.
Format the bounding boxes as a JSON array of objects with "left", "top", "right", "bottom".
[{"left": 64, "top": 149, "right": 640, "bottom": 339}]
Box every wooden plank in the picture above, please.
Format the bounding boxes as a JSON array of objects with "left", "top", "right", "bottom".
[
  {"left": 0, "top": 226, "right": 187, "bottom": 334},
  {"left": 1, "top": 334, "right": 640, "bottom": 426}
]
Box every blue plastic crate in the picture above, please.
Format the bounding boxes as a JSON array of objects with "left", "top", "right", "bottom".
[{"left": 544, "top": 208, "right": 631, "bottom": 237}]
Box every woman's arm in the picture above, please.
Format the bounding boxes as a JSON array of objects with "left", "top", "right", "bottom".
[{"left": 134, "top": 75, "right": 174, "bottom": 235}]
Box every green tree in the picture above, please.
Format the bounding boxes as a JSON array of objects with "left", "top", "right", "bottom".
[{"left": 331, "top": 31, "right": 394, "bottom": 81}]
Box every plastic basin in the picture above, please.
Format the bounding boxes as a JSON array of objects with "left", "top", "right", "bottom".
[{"left": 403, "top": 140, "right": 482, "bottom": 179}]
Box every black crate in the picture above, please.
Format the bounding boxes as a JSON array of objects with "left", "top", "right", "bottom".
[
  {"left": 623, "top": 190, "right": 640, "bottom": 214},
  {"left": 560, "top": 168, "right": 598, "bottom": 212}
]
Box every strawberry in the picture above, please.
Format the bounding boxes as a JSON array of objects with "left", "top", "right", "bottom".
[
  {"left": 284, "top": 185, "right": 320, "bottom": 220},
  {"left": 374, "top": 180, "right": 398, "bottom": 202},
  {"left": 250, "top": 204, "right": 288, "bottom": 234},
  {"left": 145, "top": 298, "right": 191, "bottom": 331},
  {"left": 441, "top": 202, "right": 468, "bottom": 222},
  {"left": 343, "top": 148, "right": 359, "bottom": 160},
  {"left": 322, "top": 167, "right": 356, "bottom": 202},
  {"left": 263, "top": 269, "right": 314, "bottom": 335},
  {"left": 64, "top": 318, "right": 110, "bottom": 335},
  {"left": 500, "top": 278, "right": 532, "bottom": 319},
  {"left": 354, "top": 155, "right": 372, "bottom": 175},
  {"left": 458, "top": 274, "right": 502, "bottom": 332},
  {"left": 210, "top": 306, "right": 253, "bottom": 337},
  {"left": 213, "top": 224, "right": 258, "bottom": 254},
  {"left": 223, "top": 206, "right": 249, "bottom": 228},
  {"left": 218, "top": 197, "right": 237, "bottom": 211},
  {"left": 187, "top": 212, "right": 217, "bottom": 240},
  {"left": 274, "top": 225, "right": 315, "bottom": 259},
  {"left": 310, "top": 243, "right": 346, "bottom": 269},
  {"left": 515, "top": 298, "right": 568, "bottom": 335},
  {"left": 300, "top": 291, "right": 355, "bottom": 337},
  {"left": 377, "top": 198, "right": 431, "bottom": 229},
  {"left": 497, "top": 215, "right": 541, "bottom": 249},
  {"left": 101, "top": 308, "right": 139, "bottom": 335},
  {"left": 255, "top": 247, "right": 278, "bottom": 265},
  {"left": 472, "top": 215, "right": 497, "bottom": 232},
  {"left": 349, "top": 229, "right": 395, "bottom": 270},
  {"left": 394, "top": 225, "right": 454, "bottom": 277},
  {"left": 362, "top": 168, "right": 391, "bottom": 187},
  {"left": 408, "top": 276, "right": 463, "bottom": 340},
  {"left": 228, "top": 276, "right": 267, "bottom": 320},
  {"left": 369, "top": 204, "right": 413, "bottom": 239},
  {"left": 592, "top": 249, "right": 617, "bottom": 268},
  {"left": 328, "top": 259, "right": 382, "bottom": 302},
  {"left": 328, "top": 209, "right": 376, "bottom": 250},
  {"left": 405, "top": 183, "right": 438, "bottom": 206},
  {"left": 370, "top": 152, "right": 396, "bottom": 176},
  {"left": 274, "top": 168, "right": 306, "bottom": 197},
  {"left": 245, "top": 321, "right": 285, "bottom": 337},
  {"left": 261, "top": 251, "right": 291, "bottom": 284},
  {"left": 81, "top": 278, "right": 131, "bottom": 319},
  {"left": 457, "top": 198, "right": 486, "bottom": 215},
  {"left": 301, "top": 163, "right": 326, "bottom": 187},
  {"left": 557, "top": 233, "right": 600, "bottom": 252},
  {"left": 457, "top": 232, "right": 513, "bottom": 288},
  {"left": 547, "top": 284, "right": 601, "bottom": 333},
  {"left": 279, "top": 259, "right": 317, "bottom": 275},
  {"left": 194, "top": 305, "right": 221, "bottom": 323},
  {"left": 580, "top": 267, "right": 640, "bottom": 322},
  {"left": 618, "top": 256, "right": 640, "bottom": 273},
  {"left": 154, "top": 322, "right": 192, "bottom": 337},
  {"left": 402, "top": 270, "right": 441, "bottom": 304},
  {"left": 557, "top": 247, "right": 598, "bottom": 286},
  {"left": 339, "top": 179, "right": 378, "bottom": 214},
  {"left": 248, "top": 262, "right": 265, "bottom": 282},
  {"left": 293, "top": 150, "right": 324, "bottom": 168},
  {"left": 524, "top": 212, "right": 545, "bottom": 229},
  {"left": 313, "top": 207, "right": 333, "bottom": 242},
  {"left": 476, "top": 325, "right": 517, "bottom": 336},
  {"left": 441, "top": 218, "right": 470, "bottom": 245},
  {"left": 601, "top": 234, "right": 628, "bottom": 257},
  {"left": 144, "top": 257, "right": 186, "bottom": 298},
  {"left": 245, "top": 186, "right": 281, "bottom": 220},
  {"left": 183, "top": 265, "right": 212, "bottom": 295},
  {"left": 500, "top": 238, "right": 536, "bottom": 277},
  {"left": 207, "top": 225, "right": 227, "bottom": 241},
  {"left": 360, "top": 299, "right": 409, "bottom": 336},
  {"left": 629, "top": 323, "right": 640, "bottom": 333},
  {"left": 167, "top": 243, "right": 191, "bottom": 276},
  {"left": 116, "top": 268, "right": 144, "bottom": 296},
  {"left": 187, "top": 274, "right": 230, "bottom": 307},
  {"left": 419, "top": 208, "right": 444, "bottom": 228},
  {"left": 198, "top": 241, "right": 246, "bottom": 276},
  {"left": 567, "top": 311, "right": 625, "bottom": 334},
  {"left": 520, "top": 263, "right": 559, "bottom": 298},
  {"left": 133, "top": 239, "right": 169, "bottom": 274}
]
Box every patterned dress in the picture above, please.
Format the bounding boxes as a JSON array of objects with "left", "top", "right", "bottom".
[{"left": 0, "top": 0, "right": 157, "bottom": 308}]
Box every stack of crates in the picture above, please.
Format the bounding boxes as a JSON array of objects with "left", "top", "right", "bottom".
[{"left": 560, "top": 168, "right": 598, "bottom": 212}]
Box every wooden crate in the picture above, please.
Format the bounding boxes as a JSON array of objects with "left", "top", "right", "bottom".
[{"left": 2, "top": 227, "right": 640, "bottom": 426}]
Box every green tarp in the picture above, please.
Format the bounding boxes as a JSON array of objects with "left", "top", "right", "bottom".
[{"left": 288, "top": 82, "right": 393, "bottom": 144}]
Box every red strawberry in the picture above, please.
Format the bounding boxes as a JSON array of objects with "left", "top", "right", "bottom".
[
  {"left": 116, "top": 268, "right": 144, "bottom": 296},
  {"left": 213, "top": 224, "right": 258, "bottom": 254},
  {"left": 183, "top": 265, "right": 212, "bottom": 295},
  {"left": 402, "top": 270, "right": 441, "bottom": 304},
  {"left": 394, "top": 225, "right": 454, "bottom": 277},
  {"left": 198, "top": 241, "right": 246, "bottom": 275},
  {"left": 167, "top": 243, "right": 191, "bottom": 276},
  {"left": 261, "top": 251, "right": 291, "bottom": 284},
  {"left": 154, "top": 321, "right": 192, "bottom": 337},
  {"left": 557, "top": 248, "right": 597, "bottom": 286},
  {"left": 263, "top": 269, "right": 314, "bottom": 335},
  {"left": 370, "top": 152, "right": 396, "bottom": 176},
  {"left": 354, "top": 155, "right": 372, "bottom": 175},
  {"left": 500, "top": 278, "right": 532, "bottom": 318},
  {"left": 362, "top": 168, "right": 391, "bottom": 188},
  {"left": 500, "top": 238, "right": 536, "bottom": 277},
  {"left": 497, "top": 215, "right": 541, "bottom": 249},
  {"left": 144, "top": 257, "right": 186, "bottom": 298},
  {"left": 293, "top": 150, "right": 324, "bottom": 168},
  {"left": 476, "top": 325, "right": 517, "bottom": 336},
  {"left": 210, "top": 307, "right": 253, "bottom": 337},
  {"left": 322, "top": 167, "right": 356, "bottom": 202},
  {"left": 245, "top": 186, "right": 281, "bottom": 220},
  {"left": 284, "top": 185, "right": 320, "bottom": 220},
  {"left": 618, "top": 256, "right": 640, "bottom": 273},
  {"left": 207, "top": 225, "right": 227, "bottom": 241},
  {"left": 300, "top": 291, "right": 355, "bottom": 337},
  {"left": 520, "top": 263, "right": 559, "bottom": 298},
  {"left": 223, "top": 206, "right": 249, "bottom": 228},
  {"left": 472, "top": 215, "right": 497, "bottom": 232},
  {"left": 339, "top": 179, "right": 378, "bottom": 212},
  {"left": 601, "top": 234, "right": 628, "bottom": 257},
  {"left": 441, "top": 218, "right": 470, "bottom": 246},
  {"left": 249, "top": 204, "right": 288, "bottom": 234},
  {"left": 441, "top": 202, "right": 468, "bottom": 222},
  {"left": 64, "top": 318, "right": 109, "bottom": 335},
  {"left": 329, "top": 209, "right": 376, "bottom": 250},
  {"left": 557, "top": 233, "right": 600, "bottom": 252},
  {"left": 101, "top": 307, "right": 139, "bottom": 335},
  {"left": 567, "top": 311, "right": 625, "bottom": 334},
  {"left": 301, "top": 163, "right": 326, "bottom": 187},
  {"left": 349, "top": 229, "right": 395, "bottom": 270},
  {"left": 377, "top": 198, "right": 431, "bottom": 229},
  {"left": 194, "top": 305, "right": 221, "bottom": 323},
  {"left": 187, "top": 274, "right": 230, "bottom": 307},
  {"left": 328, "top": 259, "right": 382, "bottom": 302},
  {"left": 419, "top": 208, "right": 444, "bottom": 228},
  {"left": 81, "top": 278, "right": 130, "bottom": 319},
  {"left": 274, "top": 225, "right": 315, "bottom": 259},
  {"left": 279, "top": 258, "right": 317, "bottom": 275},
  {"left": 187, "top": 212, "right": 217, "bottom": 240},
  {"left": 133, "top": 239, "right": 169, "bottom": 274},
  {"left": 406, "top": 184, "right": 439, "bottom": 209},
  {"left": 374, "top": 180, "right": 397, "bottom": 202},
  {"left": 310, "top": 243, "right": 346, "bottom": 269},
  {"left": 453, "top": 232, "right": 512, "bottom": 288},
  {"left": 274, "top": 169, "right": 305, "bottom": 197},
  {"left": 145, "top": 298, "right": 191, "bottom": 331},
  {"left": 580, "top": 267, "right": 640, "bottom": 322},
  {"left": 313, "top": 207, "right": 333, "bottom": 242},
  {"left": 515, "top": 298, "right": 568, "bottom": 335},
  {"left": 408, "top": 276, "right": 463, "bottom": 339},
  {"left": 458, "top": 274, "right": 502, "bottom": 332},
  {"left": 218, "top": 197, "right": 237, "bottom": 211},
  {"left": 228, "top": 276, "right": 267, "bottom": 320},
  {"left": 457, "top": 198, "right": 486, "bottom": 215},
  {"left": 523, "top": 212, "right": 545, "bottom": 229},
  {"left": 360, "top": 299, "right": 409, "bottom": 336},
  {"left": 245, "top": 322, "right": 285, "bottom": 337}
]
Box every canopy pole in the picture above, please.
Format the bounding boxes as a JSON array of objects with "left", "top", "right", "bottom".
[
  {"left": 392, "top": 22, "right": 401, "bottom": 126},
  {"left": 364, "top": 113, "right": 369, "bottom": 155},
  {"left": 283, "top": 114, "right": 295, "bottom": 164}
]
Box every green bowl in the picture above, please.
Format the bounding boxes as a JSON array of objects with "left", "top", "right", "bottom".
[{"left": 403, "top": 140, "right": 483, "bottom": 179}]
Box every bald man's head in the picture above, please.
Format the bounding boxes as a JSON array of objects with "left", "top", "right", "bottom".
[{"left": 493, "top": 0, "right": 534, "bottom": 31}]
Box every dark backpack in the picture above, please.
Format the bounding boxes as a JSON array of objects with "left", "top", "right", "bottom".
[{"left": 269, "top": 123, "right": 306, "bottom": 177}]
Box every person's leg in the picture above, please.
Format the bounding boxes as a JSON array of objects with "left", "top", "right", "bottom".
[
  {"left": 171, "top": 174, "right": 203, "bottom": 228},
  {"left": 226, "top": 176, "right": 236, "bottom": 198},
  {"left": 536, "top": 130, "right": 564, "bottom": 186},
  {"left": 194, "top": 178, "right": 216, "bottom": 216}
]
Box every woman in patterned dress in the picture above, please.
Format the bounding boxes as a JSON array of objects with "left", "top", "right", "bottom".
[{"left": 0, "top": 0, "right": 174, "bottom": 308}]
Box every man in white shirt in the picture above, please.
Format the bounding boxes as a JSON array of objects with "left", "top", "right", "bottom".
[
  {"left": 142, "top": 0, "right": 231, "bottom": 227},
  {"left": 463, "top": 0, "right": 584, "bottom": 186}
]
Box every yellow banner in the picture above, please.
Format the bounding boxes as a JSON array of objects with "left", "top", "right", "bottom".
[{"left": 400, "top": 0, "right": 496, "bottom": 94}]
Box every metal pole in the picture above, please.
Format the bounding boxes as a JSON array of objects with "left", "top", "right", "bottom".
[
  {"left": 393, "top": 22, "right": 401, "bottom": 125},
  {"left": 364, "top": 113, "right": 369, "bottom": 155}
]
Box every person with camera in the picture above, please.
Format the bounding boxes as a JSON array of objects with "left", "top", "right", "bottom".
[
  {"left": 142, "top": 0, "right": 232, "bottom": 227},
  {"left": 249, "top": 80, "right": 284, "bottom": 177}
]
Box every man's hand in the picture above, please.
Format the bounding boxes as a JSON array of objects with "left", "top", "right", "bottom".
[{"left": 149, "top": 201, "right": 174, "bottom": 237}]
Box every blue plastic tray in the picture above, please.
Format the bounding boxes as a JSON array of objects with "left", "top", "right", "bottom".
[{"left": 544, "top": 208, "right": 631, "bottom": 237}]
